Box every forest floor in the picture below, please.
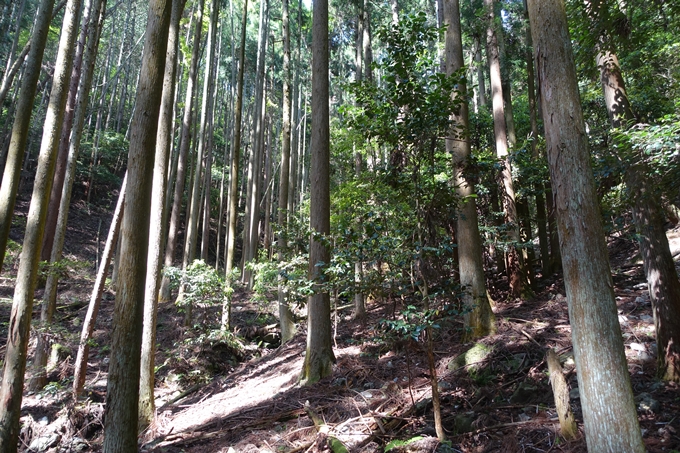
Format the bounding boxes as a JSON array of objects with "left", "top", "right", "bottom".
[{"left": 1, "top": 198, "right": 680, "bottom": 452}]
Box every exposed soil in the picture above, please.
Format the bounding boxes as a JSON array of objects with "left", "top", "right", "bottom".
[{"left": 1, "top": 197, "right": 680, "bottom": 453}]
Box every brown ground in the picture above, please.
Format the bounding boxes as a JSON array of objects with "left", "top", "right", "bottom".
[{"left": 1, "top": 201, "right": 679, "bottom": 453}]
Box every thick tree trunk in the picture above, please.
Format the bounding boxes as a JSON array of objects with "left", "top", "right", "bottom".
[
  {"left": 0, "top": 0, "right": 80, "bottom": 447},
  {"left": 528, "top": 1, "right": 644, "bottom": 451},
  {"left": 300, "top": 0, "right": 335, "bottom": 385},
  {"left": 445, "top": 0, "right": 495, "bottom": 340},
  {"left": 138, "top": 0, "right": 186, "bottom": 427},
  {"left": 102, "top": 0, "right": 171, "bottom": 450},
  {"left": 0, "top": 0, "right": 56, "bottom": 273}
]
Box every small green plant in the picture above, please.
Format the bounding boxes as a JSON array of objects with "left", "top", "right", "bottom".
[
  {"left": 384, "top": 436, "right": 424, "bottom": 452},
  {"left": 38, "top": 257, "right": 88, "bottom": 281},
  {"left": 3, "top": 239, "right": 21, "bottom": 269}
]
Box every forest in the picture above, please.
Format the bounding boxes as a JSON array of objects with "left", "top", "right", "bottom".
[{"left": 0, "top": 0, "right": 679, "bottom": 451}]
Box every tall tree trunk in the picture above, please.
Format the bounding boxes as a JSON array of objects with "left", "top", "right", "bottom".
[
  {"left": 102, "top": 0, "right": 171, "bottom": 450},
  {"left": 484, "top": 0, "right": 524, "bottom": 298},
  {"left": 595, "top": 34, "right": 680, "bottom": 382},
  {"left": 523, "top": 1, "right": 550, "bottom": 276},
  {"left": 474, "top": 35, "right": 486, "bottom": 109},
  {"left": 278, "top": 0, "right": 296, "bottom": 342},
  {"left": 0, "top": 0, "right": 27, "bottom": 107},
  {"left": 242, "top": 0, "right": 269, "bottom": 286},
  {"left": 300, "top": 0, "right": 335, "bottom": 385},
  {"left": 32, "top": 0, "right": 95, "bottom": 392},
  {"left": 180, "top": 0, "right": 207, "bottom": 318},
  {"left": 0, "top": 0, "right": 56, "bottom": 273},
  {"left": 362, "top": 0, "right": 373, "bottom": 82},
  {"left": 503, "top": 80, "right": 535, "bottom": 288},
  {"left": 527, "top": 1, "right": 644, "bottom": 450},
  {"left": 445, "top": 0, "right": 495, "bottom": 340},
  {"left": 160, "top": 0, "right": 204, "bottom": 303},
  {"left": 138, "top": 0, "right": 186, "bottom": 427},
  {"left": 0, "top": 0, "right": 80, "bottom": 447},
  {"left": 224, "top": 0, "right": 249, "bottom": 329},
  {"left": 73, "top": 172, "right": 124, "bottom": 396}
]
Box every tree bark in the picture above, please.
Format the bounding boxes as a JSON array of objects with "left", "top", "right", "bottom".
[
  {"left": 278, "top": 0, "right": 296, "bottom": 343},
  {"left": 527, "top": 1, "right": 644, "bottom": 450},
  {"left": 73, "top": 173, "right": 124, "bottom": 396},
  {"left": 0, "top": 0, "right": 56, "bottom": 274},
  {"left": 445, "top": 0, "right": 495, "bottom": 340},
  {"left": 32, "top": 0, "right": 96, "bottom": 392},
  {"left": 102, "top": 0, "right": 171, "bottom": 450},
  {"left": 523, "top": 1, "right": 550, "bottom": 276},
  {"left": 300, "top": 0, "right": 335, "bottom": 385},
  {"left": 589, "top": 3, "right": 680, "bottom": 382},
  {"left": 242, "top": 0, "right": 269, "bottom": 286},
  {"left": 0, "top": 0, "right": 80, "bottom": 446},
  {"left": 160, "top": 0, "right": 204, "bottom": 304},
  {"left": 63, "top": 0, "right": 109, "bottom": 394},
  {"left": 179, "top": 0, "right": 206, "bottom": 318},
  {"left": 484, "top": 0, "right": 524, "bottom": 299},
  {"left": 138, "top": 0, "right": 186, "bottom": 428},
  {"left": 224, "top": 0, "right": 248, "bottom": 330}
]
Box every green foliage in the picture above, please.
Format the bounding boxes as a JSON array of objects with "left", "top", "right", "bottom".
[
  {"left": 3, "top": 239, "right": 21, "bottom": 270},
  {"left": 164, "top": 260, "right": 229, "bottom": 309},
  {"left": 250, "top": 252, "right": 313, "bottom": 308},
  {"left": 343, "top": 12, "right": 464, "bottom": 167},
  {"left": 384, "top": 436, "right": 424, "bottom": 452},
  {"left": 38, "top": 257, "right": 89, "bottom": 281},
  {"left": 379, "top": 301, "right": 462, "bottom": 345}
]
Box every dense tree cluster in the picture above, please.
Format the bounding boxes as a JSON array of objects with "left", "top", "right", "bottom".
[{"left": 0, "top": 0, "right": 678, "bottom": 450}]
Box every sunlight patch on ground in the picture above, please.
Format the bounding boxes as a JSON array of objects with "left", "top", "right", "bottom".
[{"left": 162, "top": 350, "right": 305, "bottom": 436}]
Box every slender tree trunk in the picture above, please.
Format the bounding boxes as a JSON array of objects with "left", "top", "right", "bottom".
[
  {"left": 31, "top": 0, "right": 95, "bottom": 391},
  {"left": 0, "top": 0, "right": 80, "bottom": 446},
  {"left": 0, "top": 0, "right": 27, "bottom": 106},
  {"left": 503, "top": 81, "right": 535, "bottom": 288},
  {"left": 484, "top": 0, "right": 524, "bottom": 298},
  {"left": 40, "top": 0, "right": 92, "bottom": 264},
  {"left": 73, "top": 173, "right": 124, "bottom": 397},
  {"left": 160, "top": 0, "right": 204, "bottom": 303},
  {"left": 0, "top": 0, "right": 56, "bottom": 273},
  {"left": 445, "top": 0, "right": 495, "bottom": 340},
  {"left": 595, "top": 40, "right": 680, "bottom": 382},
  {"left": 474, "top": 35, "right": 486, "bottom": 109},
  {"left": 300, "top": 0, "right": 335, "bottom": 385},
  {"left": 138, "top": 0, "right": 186, "bottom": 427},
  {"left": 242, "top": 0, "right": 269, "bottom": 286},
  {"left": 278, "top": 0, "right": 296, "bottom": 342},
  {"left": 102, "top": 0, "right": 171, "bottom": 450},
  {"left": 527, "top": 1, "right": 644, "bottom": 450},
  {"left": 523, "top": 1, "right": 550, "bottom": 276},
  {"left": 180, "top": 0, "right": 207, "bottom": 313},
  {"left": 363, "top": 0, "right": 373, "bottom": 82},
  {"left": 224, "top": 0, "right": 249, "bottom": 329},
  {"left": 390, "top": 0, "right": 399, "bottom": 24}
]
